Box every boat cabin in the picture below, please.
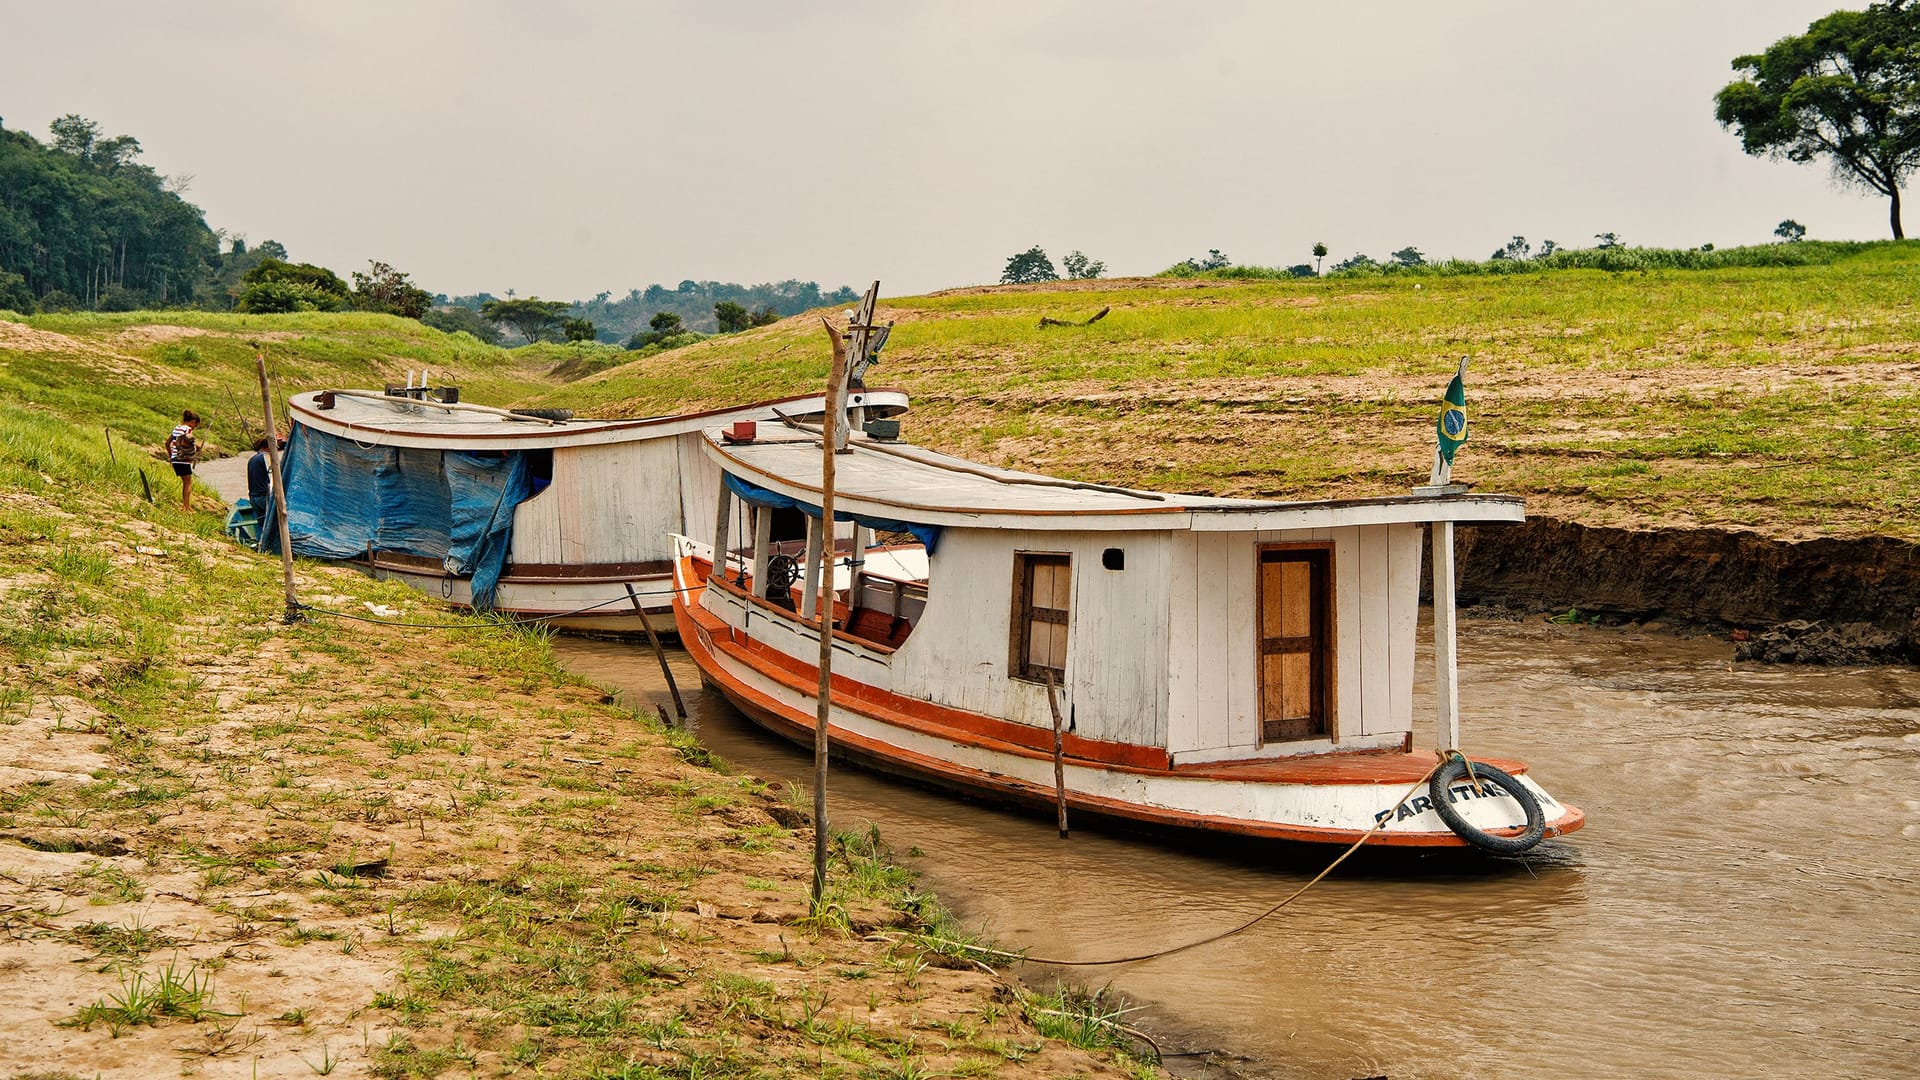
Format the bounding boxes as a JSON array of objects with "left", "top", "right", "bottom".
[
  {"left": 276, "top": 387, "right": 906, "bottom": 630},
  {"left": 690, "top": 429, "right": 1523, "bottom": 767}
]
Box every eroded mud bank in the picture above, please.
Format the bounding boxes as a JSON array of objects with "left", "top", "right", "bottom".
[{"left": 1454, "top": 518, "right": 1920, "bottom": 664}]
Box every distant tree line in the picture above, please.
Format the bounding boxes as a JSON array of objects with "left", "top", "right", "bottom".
[
  {"left": 1155, "top": 232, "right": 1873, "bottom": 281},
  {"left": 0, "top": 114, "right": 220, "bottom": 311},
  {"left": 439, "top": 279, "right": 862, "bottom": 346},
  {"left": 1000, "top": 246, "right": 1104, "bottom": 284},
  {"left": 0, "top": 113, "right": 440, "bottom": 324}
]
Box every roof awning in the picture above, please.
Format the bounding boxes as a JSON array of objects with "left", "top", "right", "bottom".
[{"left": 724, "top": 471, "right": 943, "bottom": 554}]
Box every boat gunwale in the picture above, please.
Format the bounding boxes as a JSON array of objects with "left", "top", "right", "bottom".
[
  {"left": 674, "top": 572, "right": 1585, "bottom": 846},
  {"left": 705, "top": 431, "right": 1528, "bottom": 527},
  {"left": 680, "top": 552, "right": 1555, "bottom": 787},
  {"left": 285, "top": 386, "right": 912, "bottom": 447}
]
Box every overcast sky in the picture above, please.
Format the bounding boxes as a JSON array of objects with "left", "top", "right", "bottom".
[{"left": 2, "top": 1, "right": 1891, "bottom": 299}]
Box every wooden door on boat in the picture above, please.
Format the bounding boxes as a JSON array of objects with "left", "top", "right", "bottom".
[{"left": 1257, "top": 545, "right": 1330, "bottom": 742}]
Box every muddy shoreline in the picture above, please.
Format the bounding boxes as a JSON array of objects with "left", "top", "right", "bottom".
[{"left": 1451, "top": 518, "right": 1920, "bottom": 665}]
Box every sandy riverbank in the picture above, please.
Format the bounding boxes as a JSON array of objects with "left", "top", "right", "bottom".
[{"left": 0, "top": 466, "right": 1156, "bottom": 1078}]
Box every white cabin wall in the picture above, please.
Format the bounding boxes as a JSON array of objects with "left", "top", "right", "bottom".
[
  {"left": 1386, "top": 522, "right": 1423, "bottom": 732},
  {"left": 1193, "top": 532, "right": 1234, "bottom": 752},
  {"left": 1219, "top": 531, "right": 1260, "bottom": 754},
  {"left": 511, "top": 484, "right": 564, "bottom": 564},
  {"left": 678, "top": 434, "right": 721, "bottom": 552},
  {"left": 1357, "top": 525, "right": 1391, "bottom": 736},
  {"left": 1165, "top": 532, "right": 1200, "bottom": 756},
  {"left": 891, "top": 528, "right": 1169, "bottom": 747},
  {"left": 1172, "top": 524, "right": 1414, "bottom": 762},
  {"left": 1075, "top": 532, "right": 1169, "bottom": 747},
  {"left": 514, "top": 442, "right": 685, "bottom": 565}
]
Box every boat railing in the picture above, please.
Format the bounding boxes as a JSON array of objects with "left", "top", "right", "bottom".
[{"left": 854, "top": 575, "right": 926, "bottom": 629}]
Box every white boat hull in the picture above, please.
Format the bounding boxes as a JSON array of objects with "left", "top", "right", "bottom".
[
  {"left": 672, "top": 546, "right": 1583, "bottom": 848},
  {"left": 366, "top": 561, "right": 678, "bottom": 634}
]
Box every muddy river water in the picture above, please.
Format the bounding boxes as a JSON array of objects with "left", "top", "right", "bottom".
[{"left": 556, "top": 619, "right": 1919, "bottom": 1079}]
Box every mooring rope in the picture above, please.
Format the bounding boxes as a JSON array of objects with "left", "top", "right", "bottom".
[
  {"left": 892, "top": 751, "right": 1461, "bottom": 968},
  {"left": 292, "top": 583, "right": 701, "bottom": 630}
]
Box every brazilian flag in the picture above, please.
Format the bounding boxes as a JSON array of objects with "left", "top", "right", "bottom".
[{"left": 1436, "top": 368, "right": 1468, "bottom": 464}]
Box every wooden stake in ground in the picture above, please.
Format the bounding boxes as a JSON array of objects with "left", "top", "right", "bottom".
[
  {"left": 1044, "top": 670, "right": 1070, "bottom": 839},
  {"left": 813, "top": 314, "right": 854, "bottom": 908},
  {"left": 624, "top": 583, "right": 686, "bottom": 722},
  {"left": 254, "top": 346, "right": 301, "bottom": 624}
]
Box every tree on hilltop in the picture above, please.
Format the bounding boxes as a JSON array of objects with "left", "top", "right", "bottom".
[
  {"left": 480, "top": 297, "right": 571, "bottom": 343},
  {"left": 714, "top": 300, "right": 751, "bottom": 333},
  {"left": 1062, "top": 250, "right": 1106, "bottom": 279},
  {"left": 1775, "top": 218, "right": 1809, "bottom": 241},
  {"left": 350, "top": 260, "right": 433, "bottom": 319},
  {"left": 235, "top": 258, "right": 351, "bottom": 313},
  {"left": 1490, "top": 236, "right": 1530, "bottom": 261},
  {"left": 1001, "top": 246, "right": 1059, "bottom": 284},
  {"left": 421, "top": 306, "right": 503, "bottom": 344},
  {"left": 1715, "top": 1, "right": 1920, "bottom": 238}
]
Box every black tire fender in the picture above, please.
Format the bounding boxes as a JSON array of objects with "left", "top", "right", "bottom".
[{"left": 1429, "top": 757, "right": 1547, "bottom": 855}]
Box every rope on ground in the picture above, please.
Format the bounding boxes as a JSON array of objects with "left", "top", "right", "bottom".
[
  {"left": 885, "top": 751, "right": 1459, "bottom": 968},
  {"left": 292, "top": 583, "right": 703, "bottom": 630}
]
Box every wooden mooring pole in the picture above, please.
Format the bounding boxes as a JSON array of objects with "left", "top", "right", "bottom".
[
  {"left": 624, "top": 583, "right": 686, "bottom": 722},
  {"left": 811, "top": 315, "right": 855, "bottom": 908},
  {"left": 255, "top": 347, "right": 300, "bottom": 623},
  {"left": 1044, "top": 671, "right": 1070, "bottom": 839}
]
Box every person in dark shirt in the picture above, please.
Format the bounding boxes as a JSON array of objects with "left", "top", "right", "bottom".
[
  {"left": 244, "top": 436, "right": 275, "bottom": 549},
  {"left": 247, "top": 436, "right": 272, "bottom": 508}
]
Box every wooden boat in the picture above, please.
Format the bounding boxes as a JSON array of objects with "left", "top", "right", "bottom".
[
  {"left": 671, "top": 424, "right": 1586, "bottom": 851},
  {"left": 274, "top": 385, "right": 907, "bottom": 632}
]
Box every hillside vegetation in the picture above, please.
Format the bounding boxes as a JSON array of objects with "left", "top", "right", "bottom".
[
  {"left": 0, "top": 316, "right": 1153, "bottom": 1075},
  {"left": 0, "top": 310, "right": 570, "bottom": 481},
  {"left": 529, "top": 241, "right": 1920, "bottom": 541}
]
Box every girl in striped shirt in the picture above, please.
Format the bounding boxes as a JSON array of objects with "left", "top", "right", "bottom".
[{"left": 167, "top": 409, "right": 201, "bottom": 511}]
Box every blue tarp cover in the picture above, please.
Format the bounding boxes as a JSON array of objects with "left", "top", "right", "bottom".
[
  {"left": 723, "top": 472, "right": 942, "bottom": 554},
  {"left": 264, "top": 424, "right": 531, "bottom": 608}
]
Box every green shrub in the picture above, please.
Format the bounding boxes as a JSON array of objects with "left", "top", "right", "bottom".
[{"left": 235, "top": 278, "right": 347, "bottom": 313}]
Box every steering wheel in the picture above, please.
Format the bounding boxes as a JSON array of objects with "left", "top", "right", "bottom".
[{"left": 764, "top": 553, "right": 801, "bottom": 597}]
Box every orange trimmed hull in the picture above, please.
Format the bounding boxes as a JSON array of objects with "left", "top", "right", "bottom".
[{"left": 673, "top": 555, "right": 1585, "bottom": 849}]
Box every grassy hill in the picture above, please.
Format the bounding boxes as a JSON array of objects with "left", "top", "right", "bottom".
[
  {"left": 0, "top": 310, "right": 575, "bottom": 482},
  {"left": 529, "top": 241, "right": 1920, "bottom": 541},
  {"left": 0, "top": 313, "right": 1153, "bottom": 1076}
]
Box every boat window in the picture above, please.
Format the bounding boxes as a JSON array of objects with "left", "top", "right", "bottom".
[
  {"left": 1258, "top": 545, "right": 1332, "bottom": 743},
  {"left": 525, "top": 448, "right": 553, "bottom": 495},
  {"left": 769, "top": 505, "right": 809, "bottom": 545},
  {"left": 1011, "top": 552, "right": 1071, "bottom": 683}
]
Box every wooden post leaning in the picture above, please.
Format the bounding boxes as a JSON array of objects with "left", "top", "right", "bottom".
[
  {"left": 255, "top": 347, "right": 301, "bottom": 624},
  {"left": 624, "top": 584, "right": 686, "bottom": 723},
  {"left": 812, "top": 315, "right": 853, "bottom": 908},
  {"left": 1044, "top": 670, "right": 1070, "bottom": 840}
]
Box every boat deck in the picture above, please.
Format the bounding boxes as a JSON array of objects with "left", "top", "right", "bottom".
[
  {"left": 1182, "top": 750, "right": 1527, "bottom": 783},
  {"left": 686, "top": 554, "right": 1525, "bottom": 783}
]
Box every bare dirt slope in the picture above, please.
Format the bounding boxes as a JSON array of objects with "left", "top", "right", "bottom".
[{"left": 0, "top": 480, "right": 1152, "bottom": 1079}]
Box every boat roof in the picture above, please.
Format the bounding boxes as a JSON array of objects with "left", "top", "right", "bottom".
[
  {"left": 705, "top": 430, "right": 1524, "bottom": 532},
  {"left": 286, "top": 387, "right": 910, "bottom": 452}
]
